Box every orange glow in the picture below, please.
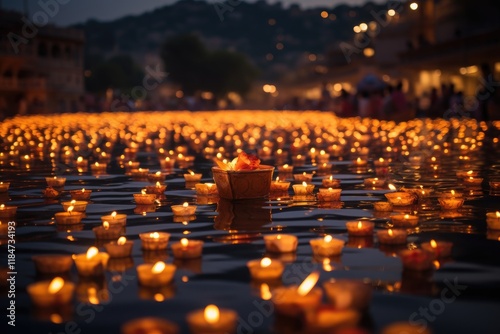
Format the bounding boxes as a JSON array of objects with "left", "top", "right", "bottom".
[
  {"left": 117, "top": 237, "right": 127, "bottom": 245},
  {"left": 86, "top": 247, "right": 98, "bottom": 259},
  {"left": 260, "top": 257, "right": 272, "bottom": 268},
  {"left": 297, "top": 271, "right": 320, "bottom": 296},
  {"left": 204, "top": 304, "right": 220, "bottom": 324},
  {"left": 152, "top": 261, "right": 166, "bottom": 274},
  {"left": 48, "top": 277, "right": 64, "bottom": 294}
]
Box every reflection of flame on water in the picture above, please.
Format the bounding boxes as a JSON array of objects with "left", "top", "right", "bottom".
[{"left": 260, "top": 283, "right": 272, "bottom": 300}]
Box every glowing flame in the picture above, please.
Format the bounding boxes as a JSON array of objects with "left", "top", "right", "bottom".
[
  {"left": 141, "top": 189, "right": 146, "bottom": 195},
  {"left": 151, "top": 261, "right": 165, "bottom": 274},
  {"left": 324, "top": 235, "right": 332, "bottom": 243},
  {"left": 283, "top": 164, "right": 289, "bottom": 168},
  {"left": 496, "top": 211, "right": 500, "bottom": 218},
  {"left": 188, "top": 170, "right": 195, "bottom": 175},
  {"left": 379, "top": 158, "right": 384, "bottom": 162},
  {"left": 277, "top": 235, "right": 282, "bottom": 240},
  {"left": 204, "top": 304, "right": 220, "bottom": 324},
  {"left": 404, "top": 214, "right": 410, "bottom": 219},
  {"left": 156, "top": 181, "right": 161, "bottom": 187},
  {"left": 77, "top": 157, "right": 83, "bottom": 163},
  {"left": 329, "top": 175, "right": 333, "bottom": 181},
  {"left": 117, "top": 237, "right": 127, "bottom": 245},
  {"left": 48, "top": 277, "right": 64, "bottom": 294},
  {"left": 260, "top": 257, "right": 272, "bottom": 268},
  {"left": 275, "top": 176, "right": 280, "bottom": 182},
  {"left": 67, "top": 205, "right": 74, "bottom": 213},
  {"left": 183, "top": 202, "right": 189, "bottom": 208},
  {"left": 81, "top": 188, "right": 85, "bottom": 193},
  {"left": 150, "top": 232, "right": 160, "bottom": 239},
  {"left": 467, "top": 170, "right": 473, "bottom": 175},
  {"left": 103, "top": 221, "right": 109, "bottom": 229},
  {"left": 451, "top": 190, "right": 456, "bottom": 196},
  {"left": 388, "top": 184, "right": 397, "bottom": 191},
  {"left": 111, "top": 211, "right": 117, "bottom": 218},
  {"left": 155, "top": 171, "right": 161, "bottom": 176},
  {"left": 357, "top": 221, "right": 363, "bottom": 229},
  {"left": 388, "top": 229, "right": 393, "bottom": 237},
  {"left": 86, "top": 247, "right": 99, "bottom": 259},
  {"left": 430, "top": 240, "right": 438, "bottom": 249},
  {"left": 260, "top": 283, "right": 272, "bottom": 300},
  {"left": 297, "top": 271, "right": 320, "bottom": 296},
  {"left": 302, "top": 181, "right": 307, "bottom": 187},
  {"left": 181, "top": 238, "right": 189, "bottom": 247},
  {"left": 70, "top": 200, "right": 76, "bottom": 205},
  {"left": 433, "top": 260, "right": 440, "bottom": 270},
  {"left": 0, "top": 204, "right": 3, "bottom": 209},
  {"left": 327, "top": 187, "right": 333, "bottom": 192}
]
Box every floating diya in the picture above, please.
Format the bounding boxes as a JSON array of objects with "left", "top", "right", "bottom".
[
  {"left": 310, "top": 235, "right": 345, "bottom": 257},
  {"left": 456, "top": 170, "right": 479, "bottom": 179},
  {"left": 130, "top": 167, "right": 149, "bottom": 178},
  {"left": 101, "top": 211, "right": 127, "bottom": 226},
  {"left": 377, "top": 229, "right": 407, "bottom": 245},
  {"left": 134, "top": 189, "right": 157, "bottom": 205},
  {"left": 69, "top": 188, "right": 92, "bottom": 201},
  {"left": 184, "top": 169, "right": 202, "bottom": 182},
  {"left": 171, "top": 202, "right": 197, "bottom": 216},
  {"left": 322, "top": 175, "right": 341, "bottom": 188},
  {"left": 246, "top": 257, "right": 284, "bottom": 281},
  {"left": 0, "top": 181, "right": 9, "bottom": 192},
  {"left": 194, "top": 182, "right": 218, "bottom": 196},
  {"left": 263, "top": 234, "right": 298, "bottom": 253},
  {"left": 140, "top": 232, "right": 170, "bottom": 250},
  {"left": 486, "top": 211, "right": 500, "bottom": 230},
  {"left": 27, "top": 277, "right": 75, "bottom": 307},
  {"left": 160, "top": 156, "right": 176, "bottom": 170},
  {"left": 390, "top": 214, "right": 419, "bottom": 227},
  {"left": 146, "top": 181, "right": 167, "bottom": 196},
  {"left": 292, "top": 181, "right": 315, "bottom": 196},
  {"left": 147, "top": 171, "right": 165, "bottom": 183},
  {"left": 90, "top": 162, "right": 107, "bottom": 174},
  {"left": 463, "top": 176, "right": 483, "bottom": 187},
  {"left": 271, "top": 271, "right": 323, "bottom": 317},
  {"left": 137, "top": 261, "right": 176, "bottom": 287},
  {"left": 0, "top": 203, "right": 17, "bottom": 219},
  {"left": 32, "top": 254, "right": 73, "bottom": 275},
  {"left": 293, "top": 172, "right": 313, "bottom": 183},
  {"left": 61, "top": 199, "right": 88, "bottom": 212},
  {"left": 277, "top": 164, "right": 293, "bottom": 173},
  {"left": 345, "top": 221, "right": 374, "bottom": 237},
  {"left": 352, "top": 157, "right": 368, "bottom": 167},
  {"left": 399, "top": 248, "right": 435, "bottom": 271},
  {"left": 291, "top": 154, "right": 306, "bottom": 165},
  {"left": 421, "top": 239, "right": 453, "bottom": 258},
  {"left": 364, "top": 177, "right": 385, "bottom": 188},
  {"left": 186, "top": 304, "right": 238, "bottom": 334},
  {"left": 317, "top": 187, "right": 342, "bottom": 202},
  {"left": 438, "top": 190, "right": 464, "bottom": 210},
  {"left": 54, "top": 205, "right": 83, "bottom": 225},
  {"left": 270, "top": 177, "right": 290, "bottom": 192},
  {"left": 124, "top": 160, "right": 140, "bottom": 171},
  {"left": 45, "top": 176, "right": 66, "bottom": 188},
  {"left": 385, "top": 191, "right": 415, "bottom": 206},
  {"left": 104, "top": 236, "right": 134, "bottom": 258},
  {"left": 72, "top": 246, "right": 109, "bottom": 277},
  {"left": 171, "top": 238, "right": 204, "bottom": 259},
  {"left": 93, "top": 221, "right": 123, "bottom": 240}
]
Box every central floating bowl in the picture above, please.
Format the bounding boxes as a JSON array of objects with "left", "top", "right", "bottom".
[{"left": 212, "top": 165, "right": 274, "bottom": 200}]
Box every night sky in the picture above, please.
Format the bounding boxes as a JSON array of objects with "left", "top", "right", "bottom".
[{"left": 2, "top": 0, "right": 385, "bottom": 26}]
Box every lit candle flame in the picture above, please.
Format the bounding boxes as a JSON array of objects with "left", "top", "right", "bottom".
[
  {"left": 152, "top": 261, "right": 166, "bottom": 274},
  {"left": 117, "top": 236, "right": 127, "bottom": 245},
  {"left": 277, "top": 235, "right": 282, "bottom": 240},
  {"left": 467, "top": 170, "right": 473, "bottom": 175},
  {"left": 275, "top": 176, "right": 280, "bottom": 182},
  {"left": 388, "top": 184, "right": 397, "bottom": 191},
  {"left": 70, "top": 200, "right": 76, "bottom": 205},
  {"left": 103, "top": 221, "right": 109, "bottom": 229},
  {"left": 329, "top": 175, "right": 333, "bottom": 181},
  {"left": 150, "top": 232, "right": 160, "bottom": 239},
  {"left": 86, "top": 247, "right": 98, "bottom": 259},
  {"left": 297, "top": 271, "right": 320, "bottom": 296},
  {"left": 302, "top": 181, "right": 307, "bottom": 187},
  {"left": 183, "top": 202, "right": 189, "bottom": 208},
  {"left": 430, "top": 240, "right": 438, "bottom": 249},
  {"left": 283, "top": 164, "right": 289, "bottom": 168},
  {"left": 433, "top": 260, "right": 440, "bottom": 270},
  {"left": 155, "top": 171, "right": 161, "bottom": 176},
  {"left": 181, "top": 238, "right": 189, "bottom": 247},
  {"left": 188, "top": 169, "right": 195, "bottom": 175},
  {"left": 48, "top": 277, "right": 64, "bottom": 294},
  {"left": 67, "top": 205, "right": 74, "bottom": 213},
  {"left": 388, "top": 229, "right": 393, "bottom": 236},
  {"left": 323, "top": 235, "right": 332, "bottom": 243},
  {"left": 81, "top": 188, "right": 85, "bottom": 193},
  {"left": 260, "top": 257, "right": 272, "bottom": 268},
  {"left": 0, "top": 204, "right": 3, "bottom": 209},
  {"left": 111, "top": 211, "right": 117, "bottom": 218},
  {"left": 204, "top": 304, "right": 220, "bottom": 324},
  {"left": 404, "top": 214, "right": 410, "bottom": 219},
  {"left": 451, "top": 190, "right": 456, "bottom": 196},
  {"left": 496, "top": 211, "right": 500, "bottom": 218},
  {"left": 156, "top": 181, "right": 161, "bottom": 187},
  {"left": 141, "top": 189, "right": 146, "bottom": 195}
]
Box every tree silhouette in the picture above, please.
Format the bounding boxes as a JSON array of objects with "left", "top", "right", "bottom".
[{"left": 161, "top": 34, "right": 258, "bottom": 100}]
